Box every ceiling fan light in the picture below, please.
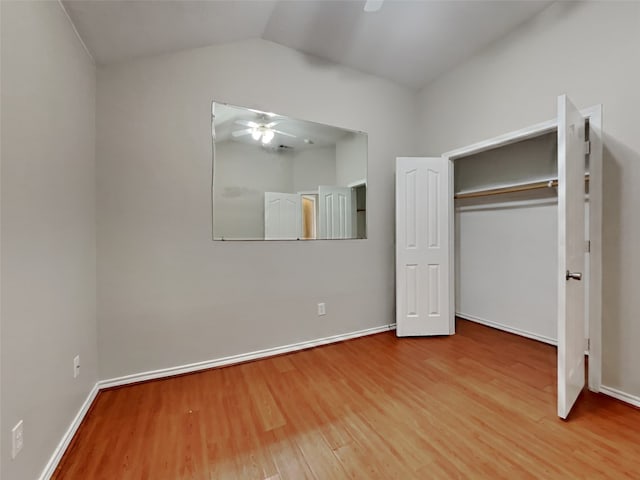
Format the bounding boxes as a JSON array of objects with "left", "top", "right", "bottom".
[
  {"left": 251, "top": 128, "right": 261, "bottom": 141},
  {"left": 262, "top": 129, "right": 275, "bottom": 144}
]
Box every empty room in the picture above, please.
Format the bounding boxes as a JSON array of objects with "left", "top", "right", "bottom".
[{"left": 2, "top": 0, "right": 640, "bottom": 479}]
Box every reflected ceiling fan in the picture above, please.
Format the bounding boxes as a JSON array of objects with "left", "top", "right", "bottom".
[{"left": 232, "top": 119, "right": 296, "bottom": 145}]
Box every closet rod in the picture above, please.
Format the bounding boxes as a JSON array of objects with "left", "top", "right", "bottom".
[{"left": 454, "top": 175, "right": 590, "bottom": 200}]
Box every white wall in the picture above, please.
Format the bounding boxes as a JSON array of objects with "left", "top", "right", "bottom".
[
  {"left": 417, "top": 1, "right": 640, "bottom": 397},
  {"left": 336, "top": 132, "right": 367, "bottom": 187},
  {"left": 0, "top": 2, "right": 97, "bottom": 479},
  {"left": 97, "top": 38, "right": 417, "bottom": 379},
  {"left": 213, "top": 140, "right": 294, "bottom": 239},
  {"left": 292, "top": 146, "right": 336, "bottom": 192},
  {"left": 456, "top": 196, "right": 558, "bottom": 343},
  {"left": 454, "top": 133, "right": 557, "bottom": 192}
]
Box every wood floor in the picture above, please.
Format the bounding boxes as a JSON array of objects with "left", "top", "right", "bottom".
[{"left": 53, "top": 319, "right": 640, "bottom": 479}]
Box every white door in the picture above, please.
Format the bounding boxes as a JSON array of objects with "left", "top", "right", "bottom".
[
  {"left": 557, "top": 94, "right": 587, "bottom": 419},
  {"left": 396, "top": 157, "right": 453, "bottom": 337},
  {"left": 264, "top": 192, "right": 301, "bottom": 240},
  {"left": 318, "top": 186, "right": 353, "bottom": 239}
]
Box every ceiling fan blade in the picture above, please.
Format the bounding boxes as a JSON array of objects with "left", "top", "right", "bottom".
[
  {"left": 232, "top": 128, "right": 253, "bottom": 137},
  {"left": 247, "top": 108, "right": 277, "bottom": 117},
  {"left": 235, "top": 120, "right": 258, "bottom": 128},
  {"left": 272, "top": 129, "right": 296, "bottom": 138},
  {"left": 265, "top": 121, "right": 281, "bottom": 128}
]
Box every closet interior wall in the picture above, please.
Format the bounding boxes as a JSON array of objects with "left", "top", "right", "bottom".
[{"left": 454, "top": 132, "right": 563, "bottom": 344}]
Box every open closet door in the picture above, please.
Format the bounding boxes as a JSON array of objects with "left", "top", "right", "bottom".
[
  {"left": 396, "top": 157, "right": 453, "bottom": 337},
  {"left": 557, "top": 95, "right": 586, "bottom": 419},
  {"left": 264, "top": 192, "right": 301, "bottom": 240}
]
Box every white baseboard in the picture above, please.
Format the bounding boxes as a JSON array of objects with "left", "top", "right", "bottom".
[
  {"left": 456, "top": 312, "right": 557, "bottom": 346},
  {"left": 99, "top": 323, "right": 396, "bottom": 389},
  {"left": 39, "top": 383, "right": 99, "bottom": 480},
  {"left": 600, "top": 385, "right": 640, "bottom": 409}
]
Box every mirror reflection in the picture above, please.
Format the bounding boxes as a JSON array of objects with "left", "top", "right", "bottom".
[{"left": 212, "top": 102, "right": 367, "bottom": 240}]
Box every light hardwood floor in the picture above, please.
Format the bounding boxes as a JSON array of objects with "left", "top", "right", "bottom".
[{"left": 53, "top": 319, "right": 640, "bottom": 479}]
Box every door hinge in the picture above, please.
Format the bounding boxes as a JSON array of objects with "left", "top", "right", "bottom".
[
  {"left": 587, "top": 338, "right": 591, "bottom": 351},
  {"left": 586, "top": 240, "right": 591, "bottom": 253},
  {"left": 584, "top": 140, "right": 591, "bottom": 155}
]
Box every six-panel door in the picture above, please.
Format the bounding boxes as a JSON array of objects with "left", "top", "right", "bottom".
[{"left": 396, "top": 157, "right": 452, "bottom": 337}]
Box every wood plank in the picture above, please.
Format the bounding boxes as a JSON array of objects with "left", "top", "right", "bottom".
[{"left": 241, "top": 361, "right": 287, "bottom": 432}]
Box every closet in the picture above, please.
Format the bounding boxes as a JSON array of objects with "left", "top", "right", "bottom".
[
  {"left": 454, "top": 131, "right": 561, "bottom": 345},
  {"left": 395, "top": 95, "right": 602, "bottom": 420}
]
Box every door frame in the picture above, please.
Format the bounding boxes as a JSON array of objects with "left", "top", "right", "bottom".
[
  {"left": 300, "top": 193, "right": 318, "bottom": 240},
  {"left": 347, "top": 179, "right": 367, "bottom": 239},
  {"left": 442, "top": 104, "right": 603, "bottom": 393}
]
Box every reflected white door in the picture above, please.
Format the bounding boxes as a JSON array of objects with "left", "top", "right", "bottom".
[
  {"left": 318, "top": 186, "right": 353, "bottom": 239},
  {"left": 264, "top": 192, "right": 301, "bottom": 240},
  {"left": 396, "top": 157, "right": 453, "bottom": 336},
  {"left": 557, "top": 94, "right": 587, "bottom": 419}
]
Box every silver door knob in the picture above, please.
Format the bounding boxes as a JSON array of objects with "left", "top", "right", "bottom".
[{"left": 566, "top": 270, "right": 582, "bottom": 281}]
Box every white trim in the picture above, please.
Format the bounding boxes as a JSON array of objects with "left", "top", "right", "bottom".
[
  {"left": 456, "top": 196, "right": 558, "bottom": 212},
  {"left": 455, "top": 176, "right": 560, "bottom": 198},
  {"left": 444, "top": 106, "right": 598, "bottom": 161},
  {"left": 57, "top": 0, "right": 95, "bottom": 65},
  {"left": 347, "top": 178, "right": 367, "bottom": 188},
  {"left": 584, "top": 104, "right": 603, "bottom": 393},
  {"left": 457, "top": 312, "right": 557, "bottom": 346},
  {"left": 447, "top": 157, "right": 456, "bottom": 334},
  {"left": 39, "top": 383, "right": 99, "bottom": 480},
  {"left": 444, "top": 119, "right": 557, "bottom": 160},
  {"left": 600, "top": 386, "right": 640, "bottom": 409},
  {"left": 99, "top": 324, "right": 396, "bottom": 389}
]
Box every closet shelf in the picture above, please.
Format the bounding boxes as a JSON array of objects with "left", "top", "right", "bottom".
[{"left": 454, "top": 174, "right": 590, "bottom": 200}]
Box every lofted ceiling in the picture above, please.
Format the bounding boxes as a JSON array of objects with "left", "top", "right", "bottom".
[{"left": 63, "top": 0, "right": 552, "bottom": 90}]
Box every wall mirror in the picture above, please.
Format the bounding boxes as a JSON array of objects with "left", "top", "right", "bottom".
[{"left": 212, "top": 101, "right": 368, "bottom": 240}]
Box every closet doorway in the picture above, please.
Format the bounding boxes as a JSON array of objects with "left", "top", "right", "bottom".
[{"left": 395, "top": 95, "right": 602, "bottom": 419}]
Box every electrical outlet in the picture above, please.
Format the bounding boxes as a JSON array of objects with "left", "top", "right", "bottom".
[
  {"left": 73, "top": 355, "right": 80, "bottom": 378},
  {"left": 317, "top": 302, "right": 326, "bottom": 316},
  {"left": 12, "top": 420, "right": 23, "bottom": 459}
]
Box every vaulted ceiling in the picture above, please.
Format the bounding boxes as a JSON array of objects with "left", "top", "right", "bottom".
[{"left": 63, "top": 0, "right": 552, "bottom": 90}]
